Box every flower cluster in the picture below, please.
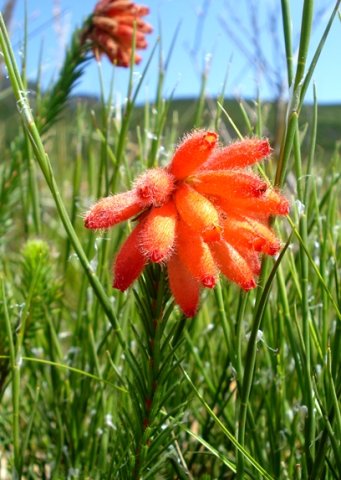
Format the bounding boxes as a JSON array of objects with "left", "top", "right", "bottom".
[
  {"left": 85, "top": 131, "right": 289, "bottom": 317},
  {"left": 85, "top": 0, "right": 153, "bottom": 67}
]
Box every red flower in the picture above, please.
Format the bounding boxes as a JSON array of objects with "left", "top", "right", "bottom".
[
  {"left": 85, "top": 131, "right": 289, "bottom": 317},
  {"left": 85, "top": 0, "right": 153, "bottom": 67}
]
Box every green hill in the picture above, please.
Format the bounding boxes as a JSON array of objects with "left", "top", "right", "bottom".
[{"left": 0, "top": 80, "right": 340, "bottom": 155}]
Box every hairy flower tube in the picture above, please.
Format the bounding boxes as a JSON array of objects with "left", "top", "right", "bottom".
[
  {"left": 84, "top": 0, "right": 153, "bottom": 67},
  {"left": 85, "top": 131, "right": 289, "bottom": 317}
]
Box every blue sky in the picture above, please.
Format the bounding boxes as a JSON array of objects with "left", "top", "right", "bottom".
[{"left": 6, "top": 0, "right": 341, "bottom": 104}]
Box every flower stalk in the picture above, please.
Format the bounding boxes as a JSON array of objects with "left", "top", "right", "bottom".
[
  {"left": 122, "top": 264, "right": 186, "bottom": 478},
  {"left": 132, "top": 267, "right": 165, "bottom": 478}
]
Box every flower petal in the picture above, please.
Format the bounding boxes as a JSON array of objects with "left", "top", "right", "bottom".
[
  {"left": 92, "top": 17, "right": 149, "bottom": 48},
  {"left": 210, "top": 241, "right": 256, "bottom": 290},
  {"left": 236, "top": 247, "right": 262, "bottom": 276},
  {"left": 214, "top": 188, "right": 289, "bottom": 219},
  {"left": 169, "top": 130, "right": 218, "bottom": 180},
  {"left": 176, "top": 220, "right": 219, "bottom": 288},
  {"left": 201, "top": 138, "right": 271, "bottom": 170},
  {"left": 99, "top": 2, "right": 150, "bottom": 17},
  {"left": 84, "top": 191, "right": 142, "bottom": 229},
  {"left": 95, "top": 1, "right": 134, "bottom": 14},
  {"left": 139, "top": 202, "right": 177, "bottom": 263},
  {"left": 120, "top": 18, "right": 153, "bottom": 34},
  {"left": 174, "top": 184, "right": 221, "bottom": 241},
  {"left": 167, "top": 254, "right": 200, "bottom": 317},
  {"left": 89, "top": 0, "right": 152, "bottom": 67},
  {"left": 113, "top": 222, "right": 146, "bottom": 291},
  {"left": 191, "top": 170, "right": 268, "bottom": 199},
  {"left": 244, "top": 219, "right": 281, "bottom": 255},
  {"left": 228, "top": 243, "right": 262, "bottom": 276},
  {"left": 222, "top": 217, "right": 281, "bottom": 255},
  {"left": 134, "top": 168, "right": 175, "bottom": 206}
]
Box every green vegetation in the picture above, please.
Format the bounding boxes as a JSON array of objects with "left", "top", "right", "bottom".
[
  {"left": 0, "top": 2, "right": 340, "bottom": 479},
  {"left": 2, "top": 82, "right": 340, "bottom": 156}
]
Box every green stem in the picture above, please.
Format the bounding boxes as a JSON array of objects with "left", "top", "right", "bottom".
[
  {"left": 274, "top": 110, "right": 298, "bottom": 188},
  {"left": 235, "top": 292, "right": 248, "bottom": 386},
  {"left": 21, "top": 3, "right": 41, "bottom": 235},
  {"left": 275, "top": 0, "right": 314, "bottom": 187},
  {"left": 293, "top": 128, "right": 315, "bottom": 470},
  {"left": 280, "top": 0, "right": 294, "bottom": 86},
  {"left": 303, "top": 86, "right": 318, "bottom": 205},
  {"left": 24, "top": 134, "right": 42, "bottom": 235},
  {"left": 236, "top": 240, "right": 291, "bottom": 478},
  {"left": 62, "top": 111, "right": 83, "bottom": 271},
  {"left": 194, "top": 70, "right": 207, "bottom": 129},
  {"left": 114, "top": 41, "right": 158, "bottom": 167},
  {"left": 276, "top": 0, "right": 339, "bottom": 189},
  {"left": 1, "top": 279, "right": 21, "bottom": 477},
  {"left": 0, "top": 12, "right": 129, "bottom": 357},
  {"left": 294, "top": 0, "right": 314, "bottom": 91},
  {"left": 299, "top": 0, "right": 340, "bottom": 113},
  {"left": 133, "top": 267, "right": 166, "bottom": 479}
]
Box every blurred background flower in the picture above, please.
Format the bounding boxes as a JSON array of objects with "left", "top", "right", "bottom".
[{"left": 83, "top": 0, "right": 152, "bottom": 67}]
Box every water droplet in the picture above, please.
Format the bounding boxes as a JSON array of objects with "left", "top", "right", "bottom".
[
  {"left": 146, "top": 130, "right": 157, "bottom": 140},
  {"left": 295, "top": 199, "right": 305, "bottom": 216}
]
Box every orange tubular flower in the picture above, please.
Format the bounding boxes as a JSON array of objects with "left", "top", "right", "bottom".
[
  {"left": 84, "top": 131, "right": 289, "bottom": 317},
  {"left": 84, "top": 0, "right": 153, "bottom": 67}
]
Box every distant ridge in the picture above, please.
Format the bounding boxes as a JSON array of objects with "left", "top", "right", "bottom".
[{"left": 0, "top": 79, "right": 340, "bottom": 155}]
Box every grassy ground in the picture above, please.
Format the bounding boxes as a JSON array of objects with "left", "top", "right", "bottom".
[{"left": 0, "top": 3, "right": 340, "bottom": 479}]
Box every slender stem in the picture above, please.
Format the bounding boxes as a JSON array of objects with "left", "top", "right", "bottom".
[
  {"left": 194, "top": 70, "right": 207, "bottom": 129},
  {"left": 96, "top": 60, "right": 111, "bottom": 196},
  {"left": 294, "top": 0, "right": 314, "bottom": 91},
  {"left": 24, "top": 133, "right": 42, "bottom": 235},
  {"left": 236, "top": 264, "right": 271, "bottom": 478},
  {"left": 214, "top": 282, "right": 233, "bottom": 353},
  {"left": 235, "top": 293, "right": 248, "bottom": 387},
  {"left": 236, "top": 240, "right": 291, "bottom": 478},
  {"left": 274, "top": 110, "right": 298, "bottom": 188},
  {"left": 299, "top": 0, "right": 340, "bottom": 112},
  {"left": 0, "top": 13, "right": 129, "bottom": 356},
  {"left": 21, "top": 2, "right": 41, "bottom": 235},
  {"left": 1, "top": 279, "right": 21, "bottom": 477},
  {"left": 275, "top": 0, "right": 314, "bottom": 187},
  {"left": 293, "top": 128, "right": 315, "bottom": 470},
  {"left": 114, "top": 41, "right": 158, "bottom": 167},
  {"left": 276, "top": 0, "right": 339, "bottom": 189},
  {"left": 133, "top": 268, "right": 165, "bottom": 479},
  {"left": 303, "top": 86, "right": 317, "bottom": 205},
  {"left": 62, "top": 111, "right": 83, "bottom": 271},
  {"left": 280, "top": 0, "right": 294, "bottom": 86}
]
